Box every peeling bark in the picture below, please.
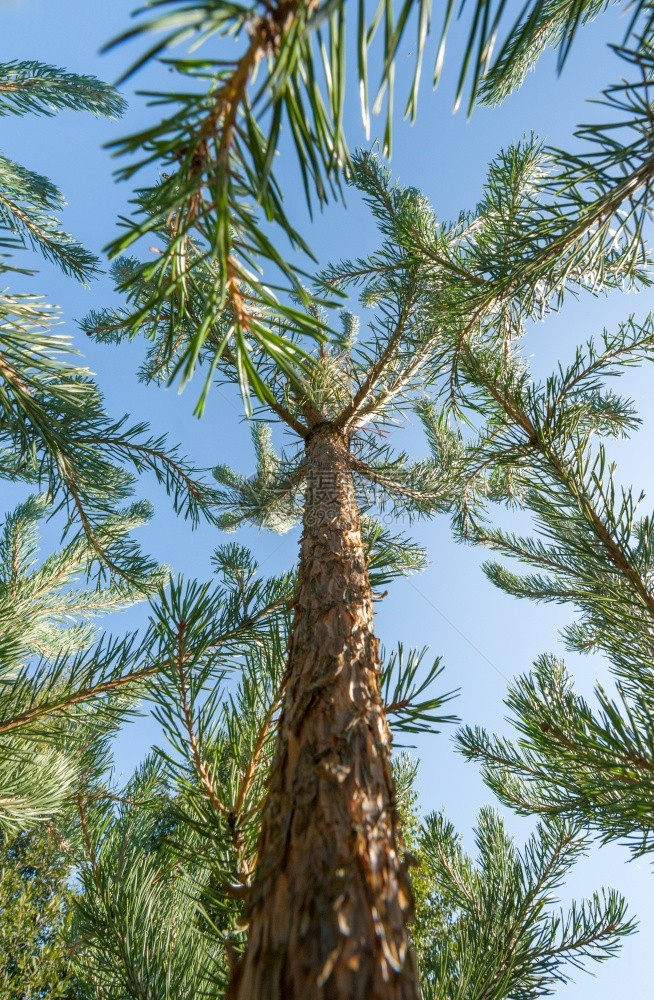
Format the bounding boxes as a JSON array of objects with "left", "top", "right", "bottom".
[{"left": 228, "top": 423, "right": 420, "bottom": 1000}]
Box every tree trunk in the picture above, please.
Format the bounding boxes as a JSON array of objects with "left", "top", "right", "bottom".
[{"left": 228, "top": 423, "right": 420, "bottom": 1000}]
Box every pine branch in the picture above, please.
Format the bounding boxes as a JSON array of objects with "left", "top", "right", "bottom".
[{"left": 0, "top": 61, "right": 126, "bottom": 119}]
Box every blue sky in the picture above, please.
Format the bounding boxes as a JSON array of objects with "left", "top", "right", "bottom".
[{"left": 3, "top": 0, "right": 654, "bottom": 994}]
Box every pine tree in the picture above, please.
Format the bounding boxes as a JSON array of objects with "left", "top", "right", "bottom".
[
  {"left": 66, "top": 547, "right": 633, "bottom": 1000},
  {"left": 261, "top": 12, "right": 654, "bottom": 861},
  {"left": 80, "top": 121, "right": 648, "bottom": 996},
  {"left": 5, "top": 12, "right": 649, "bottom": 998}
]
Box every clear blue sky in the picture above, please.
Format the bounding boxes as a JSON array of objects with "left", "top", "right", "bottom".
[{"left": 2, "top": 0, "right": 654, "bottom": 994}]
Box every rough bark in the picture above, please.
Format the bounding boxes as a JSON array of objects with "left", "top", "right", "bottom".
[{"left": 228, "top": 423, "right": 420, "bottom": 1000}]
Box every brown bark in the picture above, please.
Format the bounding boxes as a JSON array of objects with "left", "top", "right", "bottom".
[{"left": 228, "top": 423, "right": 420, "bottom": 1000}]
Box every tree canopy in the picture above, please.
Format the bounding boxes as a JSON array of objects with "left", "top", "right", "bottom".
[{"left": 2, "top": 1, "right": 654, "bottom": 998}]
